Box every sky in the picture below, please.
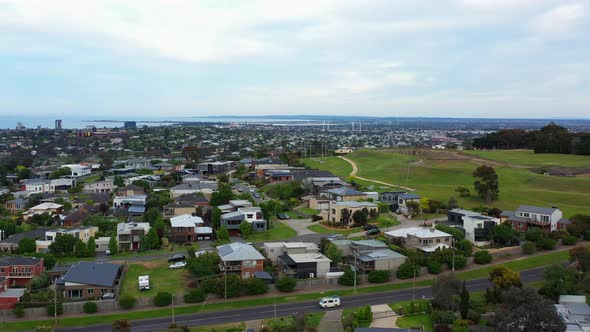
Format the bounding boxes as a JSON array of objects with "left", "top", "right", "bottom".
[{"left": 0, "top": 0, "right": 588, "bottom": 119}]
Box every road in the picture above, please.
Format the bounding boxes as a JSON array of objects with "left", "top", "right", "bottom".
[{"left": 58, "top": 267, "right": 544, "bottom": 332}]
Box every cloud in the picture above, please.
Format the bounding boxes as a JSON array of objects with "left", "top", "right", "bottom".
[{"left": 530, "top": 3, "right": 586, "bottom": 38}]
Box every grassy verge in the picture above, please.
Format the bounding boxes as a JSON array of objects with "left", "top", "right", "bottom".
[
  {"left": 297, "top": 207, "right": 320, "bottom": 215},
  {"left": 342, "top": 307, "right": 372, "bottom": 328},
  {"left": 374, "top": 213, "right": 400, "bottom": 229},
  {"left": 246, "top": 221, "right": 297, "bottom": 242},
  {"left": 4, "top": 248, "right": 572, "bottom": 330},
  {"left": 191, "top": 322, "right": 245, "bottom": 332},
  {"left": 120, "top": 261, "right": 189, "bottom": 298},
  {"left": 308, "top": 224, "right": 362, "bottom": 235},
  {"left": 396, "top": 314, "right": 433, "bottom": 331}
]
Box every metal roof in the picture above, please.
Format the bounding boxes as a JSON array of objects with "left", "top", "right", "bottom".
[
  {"left": 326, "top": 187, "right": 365, "bottom": 196},
  {"left": 385, "top": 227, "right": 451, "bottom": 239},
  {"left": 217, "top": 242, "right": 264, "bottom": 262},
  {"left": 61, "top": 262, "right": 122, "bottom": 287},
  {"left": 170, "top": 214, "right": 204, "bottom": 228},
  {"left": 517, "top": 205, "right": 558, "bottom": 215}
]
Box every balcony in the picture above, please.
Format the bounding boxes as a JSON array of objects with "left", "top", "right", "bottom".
[{"left": 10, "top": 272, "right": 33, "bottom": 277}]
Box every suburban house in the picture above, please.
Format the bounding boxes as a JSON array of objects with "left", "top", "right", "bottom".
[
  {"left": 4, "top": 198, "right": 26, "bottom": 214},
  {"left": 217, "top": 242, "right": 265, "bottom": 278},
  {"left": 385, "top": 227, "right": 453, "bottom": 253},
  {"left": 62, "top": 204, "right": 99, "bottom": 227},
  {"left": 327, "top": 201, "right": 379, "bottom": 226},
  {"left": 170, "top": 214, "right": 212, "bottom": 243},
  {"left": 22, "top": 202, "right": 63, "bottom": 221},
  {"left": 73, "top": 193, "right": 110, "bottom": 208},
  {"left": 330, "top": 239, "right": 406, "bottom": 273},
  {"left": 163, "top": 194, "right": 210, "bottom": 218},
  {"left": 83, "top": 180, "right": 115, "bottom": 193},
  {"left": 115, "top": 157, "right": 151, "bottom": 170},
  {"left": 279, "top": 252, "right": 331, "bottom": 279},
  {"left": 324, "top": 188, "right": 368, "bottom": 202},
  {"left": 56, "top": 262, "right": 123, "bottom": 300},
  {"left": 169, "top": 183, "right": 219, "bottom": 198},
  {"left": 0, "top": 256, "right": 45, "bottom": 287},
  {"left": 303, "top": 177, "right": 347, "bottom": 196},
  {"left": 0, "top": 228, "right": 50, "bottom": 253},
  {"left": 334, "top": 147, "right": 353, "bottom": 154},
  {"left": 112, "top": 194, "right": 147, "bottom": 217},
  {"left": 263, "top": 242, "right": 320, "bottom": 263},
  {"left": 23, "top": 180, "right": 55, "bottom": 194},
  {"left": 116, "top": 222, "right": 150, "bottom": 251},
  {"left": 396, "top": 193, "right": 421, "bottom": 215},
  {"left": 61, "top": 164, "right": 92, "bottom": 177},
  {"left": 217, "top": 200, "right": 253, "bottom": 213},
  {"left": 220, "top": 207, "right": 268, "bottom": 233},
  {"left": 0, "top": 280, "right": 26, "bottom": 309},
  {"left": 379, "top": 191, "right": 408, "bottom": 212},
  {"left": 555, "top": 295, "right": 590, "bottom": 332},
  {"left": 115, "top": 184, "right": 146, "bottom": 197},
  {"left": 198, "top": 161, "right": 235, "bottom": 175},
  {"left": 500, "top": 205, "right": 569, "bottom": 232},
  {"left": 446, "top": 209, "right": 500, "bottom": 246},
  {"left": 35, "top": 226, "right": 99, "bottom": 253},
  {"left": 95, "top": 237, "right": 111, "bottom": 252}
]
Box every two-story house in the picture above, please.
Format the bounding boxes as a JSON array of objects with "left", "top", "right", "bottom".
[
  {"left": 447, "top": 209, "right": 500, "bottom": 246},
  {"left": 217, "top": 242, "right": 265, "bottom": 278},
  {"left": 264, "top": 242, "right": 330, "bottom": 279},
  {"left": 163, "top": 194, "right": 210, "bottom": 218},
  {"left": 324, "top": 188, "right": 368, "bottom": 202},
  {"left": 397, "top": 193, "right": 421, "bottom": 215},
  {"left": 169, "top": 183, "right": 219, "bottom": 199},
  {"left": 4, "top": 198, "right": 26, "bottom": 214},
  {"left": 328, "top": 201, "right": 379, "bottom": 226},
  {"left": 115, "top": 184, "right": 146, "bottom": 197},
  {"left": 330, "top": 239, "right": 406, "bottom": 274},
  {"left": 385, "top": 227, "right": 453, "bottom": 253},
  {"left": 500, "top": 205, "right": 569, "bottom": 232},
  {"left": 83, "top": 180, "right": 115, "bottom": 193},
  {"left": 220, "top": 207, "right": 268, "bottom": 234},
  {"left": 56, "top": 262, "right": 122, "bottom": 300},
  {"left": 35, "top": 226, "right": 99, "bottom": 252},
  {"left": 379, "top": 191, "right": 408, "bottom": 212},
  {"left": 0, "top": 256, "right": 45, "bottom": 287},
  {"left": 116, "top": 222, "right": 150, "bottom": 251},
  {"left": 22, "top": 202, "right": 63, "bottom": 221},
  {"left": 170, "top": 214, "right": 212, "bottom": 243},
  {"left": 61, "top": 204, "right": 99, "bottom": 227}
]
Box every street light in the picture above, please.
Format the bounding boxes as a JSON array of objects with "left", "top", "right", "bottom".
[
  {"left": 452, "top": 238, "right": 456, "bottom": 271},
  {"left": 353, "top": 248, "right": 358, "bottom": 295}
]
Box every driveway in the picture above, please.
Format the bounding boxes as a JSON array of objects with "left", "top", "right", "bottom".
[
  {"left": 318, "top": 309, "right": 343, "bottom": 332},
  {"left": 344, "top": 213, "right": 447, "bottom": 238},
  {"left": 370, "top": 304, "right": 398, "bottom": 328},
  {"left": 284, "top": 218, "right": 315, "bottom": 235}
]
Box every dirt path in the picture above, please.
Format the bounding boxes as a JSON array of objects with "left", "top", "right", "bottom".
[{"left": 338, "top": 156, "right": 416, "bottom": 191}]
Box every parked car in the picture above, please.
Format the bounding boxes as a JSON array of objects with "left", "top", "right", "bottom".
[
  {"left": 169, "top": 261, "right": 187, "bottom": 269},
  {"left": 328, "top": 234, "right": 345, "bottom": 241},
  {"left": 101, "top": 292, "right": 115, "bottom": 300},
  {"left": 366, "top": 228, "right": 381, "bottom": 236},
  {"left": 168, "top": 254, "right": 186, "bottom": 263},
  {"left": 319, "top": 296, "right": 341, "bottom": 308},
  {"left": 105, "top": 249, "right": 111, "bottom": 255},
  {"left": 254, "top": 193, "right": 261, "bottom": 198},
  {"left": 238, "top": 188, "right": 243, "bottom": 192},
  {"left": 364, "top": 224, "right": 377, "bottom": 230},
  {"left": 277, "top": 213, "right": 289, "bottom": 220}
]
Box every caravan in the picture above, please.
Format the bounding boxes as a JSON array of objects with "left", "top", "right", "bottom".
[{"left": 138, "top": 275, "right": 150, "bottom": 291}]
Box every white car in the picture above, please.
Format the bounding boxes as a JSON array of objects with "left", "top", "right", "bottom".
[
  {"left": 169, "top": 261, "right": 187, "bottom": 269},
  {"left": 319, "top": 296, "right": 341, "bottom": 308}
]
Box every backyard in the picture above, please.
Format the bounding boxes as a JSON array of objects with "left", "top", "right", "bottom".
[
  {"left": 246, "top": 221, "right": 297, "bottom": 242},
  {"left": 120, "top": 260, "right": 189, "bottom": 298}
]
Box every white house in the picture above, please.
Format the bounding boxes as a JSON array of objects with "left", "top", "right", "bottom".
[
  {"left": 447, "top": 209, "right": 500, "bottom": 246},
  {"left": 62, "top": 164, "right": 92, "bottom": 177},
  {"left": 397, "top": 193, "right": 421, "bottom": 215},
  {"left": 83, "top": 180, "right": 115, "bottom": 193}
]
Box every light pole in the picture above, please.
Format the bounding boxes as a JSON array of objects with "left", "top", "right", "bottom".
[
  {"left": 273, "top": 284, "right": 277, "bottom": 321},
  {"left": 452, "top": 238, "right": 456, "bottom": 271},
  {"left": 353, "top": 249, "right": 358, "bottom": 295},
  {"left": 172, "top": 293, "right": 175, "bottom": 325},
  {"left": 224, "top": 262, "right": 227, "bottom": 304}
]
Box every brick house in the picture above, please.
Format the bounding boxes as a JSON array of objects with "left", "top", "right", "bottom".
[
  {"left": 217, "top": 243, "right": 265, "bottom": 278},
  {"left": 0, "top": 256, "right": 45, "bottom": 287},
  {"left": 116, "top": 222, "right": 150, "bottom": 251},
  {"left": 170, "top": 214, "right": 206, "bottom": 243},
  {"left": 0, "top": 277, "right": 26, "bottom": 309},
  {"left": 4, "top": 198, "right": 26, "bottom": 214},
  {"left": 500, "top": 205, "right": 569, "bottom": 233},
  {"left": 163, "top": 194, "right": 210, "bottom": 218},
  {"left": 57, "top": 262, "right": 122, "bottom": 300}
]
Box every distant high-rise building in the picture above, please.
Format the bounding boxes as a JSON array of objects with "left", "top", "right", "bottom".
[
  {"left": 16, "top": 122, "right": 26, "bottom": 130},
  {"left": 124, "top": 121, "right": 137, "bottom": 129},
  {"left": 55, "top": 119, "right": 62, "bottom": 130}
]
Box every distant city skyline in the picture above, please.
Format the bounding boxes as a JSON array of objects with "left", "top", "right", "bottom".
[{"left": 0, "top": 1, "right": 588, "bottom": 119}]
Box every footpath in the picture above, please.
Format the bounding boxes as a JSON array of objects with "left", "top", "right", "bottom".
[{"left": 338, "top": 156, "right": 416, "bottom": 191}]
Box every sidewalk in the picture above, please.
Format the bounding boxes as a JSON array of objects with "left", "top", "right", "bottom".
[
  {"left": 318, "top": 309, "right": 343, "bottom": 332},
  {"left": 370, "top": 304, "right": 398, "bottom": 328}
]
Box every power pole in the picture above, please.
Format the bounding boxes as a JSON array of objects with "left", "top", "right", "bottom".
[
  {"left": 172, "top": 293, "right": 175, "bottom": 325},
  {"left": 54, "top": 284, "right": 57, "bottom": 327},
  {"left": 273, "top": 285, "right": 277, "bottom": 321},
  {"left": 353, "top": 249, "right": 358, "bottom": 295},
  {"left": 452, "top": 238, "right": 456, "bottom": 271},
  {"left": 412, "top": 268, "right": 416, "bottom": 301}
]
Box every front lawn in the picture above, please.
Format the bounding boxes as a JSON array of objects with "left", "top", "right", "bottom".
[
  {"left": 246, "top": 221, "right": 297, "bottom": 242},
  {"left": 308, "top": 223, "right": 362, "bottom": 235},
  {"left": 297, "top": 207, "right": 320, "bottom": 215},
  {"left": 396, "top": 313, "right": 434, "bottom": 331},
  {"left": 374, "top": 214, "right": 400, "bottom": 229},
  {"left": 120, "top": 260, "right": 189, "bottom": 298}
]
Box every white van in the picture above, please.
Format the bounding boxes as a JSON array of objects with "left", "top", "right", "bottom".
[
  {"left": 319, "top": 296, "right": 341, "bottom": 309},
  {"left": 138, "top": 275, "right": 150, "bottom": 291}
]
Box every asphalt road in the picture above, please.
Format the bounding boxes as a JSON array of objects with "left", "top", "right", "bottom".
[{"left": 58, "top": 267, "right": 544, "bottom": 332}]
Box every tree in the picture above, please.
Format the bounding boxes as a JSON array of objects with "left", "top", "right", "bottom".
[
  {"left": 352, "top": 210, "right": 368, "bottom": 226},
  {"left": 539, "top": 264, "right": 582, "bottom": 302},
  {"left": 432, "top": 273, "right": 461, "bottom": 310},
  {"left": 525, "top": 227, "right": 545, "bottom": 242},
  {"left": 459, "top": 282, "right": 469, "bottom": 319},
  {"left": 455, "top": 240, "right": 472, "bottom": 256},
  {"left": 406, "top": 201, "right": 420, "bottom": 216},
  {"left": 325, "top": 243, "right": 343, "bottom": 264},
  {"left": 15, "top": 166, "right": 32, "bottom": 180},
  {"left": 86, "top": 237, "right": 96, "bottom": 257},
  {"left": 75, "top": 239, "right": 88, "bottom": 258},
  {"left": 491, "top": 223, "right": 516, "bottom": 246},
  {"left": 238, "top": 220, "right": 253, "bottom": 239},
  {"left": 154, "top": 218, "right": 166, "bottom": 239},
  {"left": 184, "top": 289, "right": 207, "bottom": 303},
  {"left": 209, "top": 185, "right": 234, "bottom": 206},
  {"left": 131, "top": 180, "right": 151, "bottom": 190},
  {"left": 447, "top": 196, "right": 459, "bottom": 209},
  {"left": 455, "top": 187, "right": 470, "bottom": 197},
  {"left": 489, "top": 266, "right": 522, "bottom": 301},
  {"left": 340, "top": 208, "right": 351, "bottom": 225},
  {"left": 242, "top": 277, "right": 268, "bottom": 295},
  {"left": 216, "top": 225, "right": 230, "bottom": 243},
  {"left": 143, "top": 228, "right": 161, "bottom": 250},
  {"left": 276, "top": 276, "right": 296, "bottom": 292},
  {"left": 368, "top": 270, "right": 391, "bottom": 283},
  {"left": 397, "top": 261, "right": 420, "bottom": 279},
  {"left": 569, "top": 245, "right": 590, "bottom": 272},
  {"left": 49, "top": 234, "right": 77, "bottom": 257},
  {"left": 495, "top": 287, "right": 565, "bottom": 332},
  {"left": 108, "top": 236, "right": 118, "bottom": 255},
  {"left": 17, "top": 237, "right": 36, "bottom": 254},
  {"left": 473, "top": 250, "right": 492, "bottom": 264},
  {"left": 211, "top": 207, "right": 222, "bottom": 229},
  {"left": 187, "top": 251, "right": 219, "bottom": 278},
  {"left": 154, "top": 292, "right": 173, "bottom": 306},
  {"left": 338, "top": 266, "right": 360, "bottom": 286},
  {"left": 419, "top": 197, "right": 431, "bottom": 213},
  {"left": 113, "top": 176, "right": 125, "bottom": 187},
  {"left": 143, "top": 207, "right": 163, "bottom": 226},
  {"left": 473, "top": 165, "right": 499, "bottom": 203},
  {"left": 522, "top": 241, "right": 536, "bottom": 254}
]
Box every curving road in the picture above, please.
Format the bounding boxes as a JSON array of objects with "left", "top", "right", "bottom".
[{"left": 58, "top": 267, "right": 544, "bottom": 332}]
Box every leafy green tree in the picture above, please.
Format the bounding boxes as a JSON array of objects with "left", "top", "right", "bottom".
[
  {"left": 49, "top": 167, "right": 71, "bottom": 179},
  {"left": 86, "top": 237, "right": 96, "bottom": 257},
  {"left": 456, "top": 240, "right": 473, "bottom": 256},
  {"left": 17, "top": 237, "right": 36, "bottom": 254},
  {"left": 459, "top": 282, "right": 470, "bottom": 319},
  {"left": 489, "top": 266, "right": 522, "bottom": 302},
  {"left": 352, "top": 210, "right": 368, "bottom": 226},
  {"left": 276, "top": 276, "right": 296, "bottom": 292},
  {"left": 525, "top": 227, "right": 545, "bottom": 242},
  {"left": 143, "top": 207, "right": 162, "bottom": 226},
  {"left": 432, "top": 273, "right": 461, "bottom": 310},
  {"left": 49, "top": 234, "right": 77, "bottom": 257},
  {"left": 473, "top": 165, "right": 499, "bottom": 203},
  {"left": 211, "top": 207, "right": 222, "bottom": 229},
  {"left": 447, "top": 196, "right": 459, "bottom": 209},
  {"left": 455, "top": 187, "right": 470, "bottom": 197},
  {"left": 325, "top": 243, "right": 343, "bottom": 263},
  {"left": 491, "top": 223, "right": 516, "bottom": 246},
  {"left": 216, "top": 225, "right": 230, "bottom": 243},
  {"left": 569, "top": 246, "right": 590, "bottom": 272},
  {"left": 187, "top": 251, "right": 219, "bottom": 278},
  {"left": 473, "top": 250, "right": 492, "bottom": 264},
  {"left": 539, "top": 264, "right": 582, "bottom": 302},
  {"left": 495, "top": 287, "right": 565, "bottom": 332},
  {"left": 15, "top": 166, "right": 32, "bottom": 180},
  {"left": 368, "top": 270, "right": 391, "bottom": 283},
  {"left": 131, "top": 180, "right": 151, "bottom": 190},
  {"left": 238, "top": 220, "right": 253, "bottom": 239},
  {"left": 75, "top": 239, "right": 88, "bottom": 258},
  {"left": 397, "top": 261, "right": 420, "bottom": 279},
  {"left": 113, "top": 176, "right": 125, "bottom": 187},
  {"left": 209, "top": 185, "right": 234, "bottom": 206},
  {"left": 241, "top": 277, "right": 268, "bottom": 295},
  {"left": 338, "top": 266, "right": 360, "bottom": 286},
  {"left": 143, "top": 228, "right": 161, "bottom": 250},
  {"left": 154, "top": 218, "right": 166, "bottom": 239},
  {"left": 108, "top": 236, "right": 118, "bottom": 255}
]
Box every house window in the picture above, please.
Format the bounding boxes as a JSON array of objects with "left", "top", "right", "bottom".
[
  {"left": 445, "top": 238, "right": 449, "bottom": 242},
  {"left": 87, "top": 288, "right": 94, "bottom": 295},
  {"left": 541, "top": 215, "right": 549, "bottom": 222},
  {"left": 436, "top": 239, "right": 441, "bottom": 243},
  {"left": 101, "top": 289, "right": 107, "bottom": 293},
  {"left": 477, "top": 224, "right": 482, "bottom": 229}
]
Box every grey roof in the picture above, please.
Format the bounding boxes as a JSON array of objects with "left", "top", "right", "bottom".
[
  {"left": 0, "top": 228, "right": 50, "bottom": 245},
  {"left": 0, "top": 288, "right": 26, "bottom": 298},
  {"left": 221, "top": 211, "right": 245, "bottom": 220},
  {"left": 171, "top": 183, "right": 218, "bottom": 191},
  {"left": 326, "top": 188, "right": 365, "bottom": 196},
  {"left": 517, "top": 205, "right": 558, "bottom": 215},
  {"left": 351, "top": 239, "right": 389, "bottom": 249},
  {"left": 0, "top": 256, "right": 43, "bottom": 266},
  {"left": 217, "top": 243, "right": 264, "bottom": 262},
  {"left": 398, "top": 193, "right": 421, "bottom": 199},
  {"left": 128, "top": 205, "right": 146, "bottom": 213},
  {"left": 358, "top": 249, "right": 406, "bottom": 262},
  {"left": 500, "top": 210, "right": 528, "bottom": 222},
  {"left": 253, "top": 271, "right": 273, "bottom": 280},
  {"left": 60, "top": 262, "right": 122, "bottom": 287},
  {"left": 558, "top": 218, "right": 572, "bottom": 224}
]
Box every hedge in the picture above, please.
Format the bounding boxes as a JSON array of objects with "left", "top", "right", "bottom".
[
  {"left": 154, "top": 292, "right": 173, "bottom": 307},
  {"left": 118, "top": 295, "right": 137, "bottom": 310},
  {"left": 473, "top": 250, "right": 492, "bottom": 264},
  {"left": 368, "top": 270, "right": 391, "bottom": 283},
  {"left": 184, "top": 289, "right": 207, "bottom": 303},
  {"left": 276, "top": 276, "right": 296, "bottom": 292},
  {"left": 83, "top": 301, "right": 97, "bottom": 314}
]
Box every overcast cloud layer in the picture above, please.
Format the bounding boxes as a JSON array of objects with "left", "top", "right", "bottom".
[{"left": 0, "top": 0, "right": 588, "bottom": 118}]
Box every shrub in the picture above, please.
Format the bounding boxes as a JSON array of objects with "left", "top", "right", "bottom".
[
  {"left": 563, "top": 235, "right": 578, "bottom": 245},
  {"left": 397, "top": 261, "right": 420, "bottom": 279},
  {"left": 522, "top": 241, "right": 536, "bottom": 254},
  {"left": 339, "top": 267, "right": 360, "bottom": 286},
  {"left": 525, "top": 227, "right": 545, "bottom": 242},
  {"left": 154, "top": 292, "right": 173, "bottom": 307},
  {"left": 427, "top": 260, "right": 443, "bottom": 274},
  {"left": 183, "top": 289, "right": 207, "bottom": 303},
  {"left": 368, "top": 270, "right": 391, "bottom": 283},
  {"left": 584, "top": 230, "right": 590, "bottom": 241},
  {"left": 200, "top": 278, "right": 221, "bottom": 293},
  {"left": 357, "top": 305, "right": 373, "bottom": 322},
  {"left": 241, "top": 277, "right": 268, "bottom": 296},
  {"left": 456, "top": 240, "right": 473, "bottom": 256},
  {"left": 118, "top": 295, "right": 137, "bottom": 310},
  {"left": 473, "top": 250, "right": 492, "bottom": 264},
  {"left": 537, "top": 238, "right": 557, "bottom": 250},
  {"left": 47, "top": 303, "right": 63, "bottom": 316},
  {"left": 467, "top": 310, "right": 481, "bottom": 323},
  {"left": 12, "top": 303, "right": 25, "bottom": 318},
  {"left": 276, "top": 276, "right": 296, "bottom": 292},
  {"left": 83, "top": 301, "right": 97, "bottom": 314},
  {"left": 432, "top": 310, "right": 457, "bottom": 324},
  {"left": 450, "top": 254, "right": 467, "bottom": 269}
]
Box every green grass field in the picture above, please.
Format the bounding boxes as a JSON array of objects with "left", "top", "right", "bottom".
[
  {"left": 307, "top": 150, "right": 590, "bottom": 217},
  {"left": 306, "top": 157, "right": 352, "bottom": 178},
  {"left": 246, "top": 221, "right": 297, "bottom": 242},
  {"left": 463, "top": 150, "right": 590, "bottom": 168},
  {"left": 396, "top": 314, "right": 433, "bottom": 331},
  {"left": 120, "top": 261, "right": 189, "bottom": 298},
  {"left": 297, "top": 207, "right": 321, "bottom": 215}
]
